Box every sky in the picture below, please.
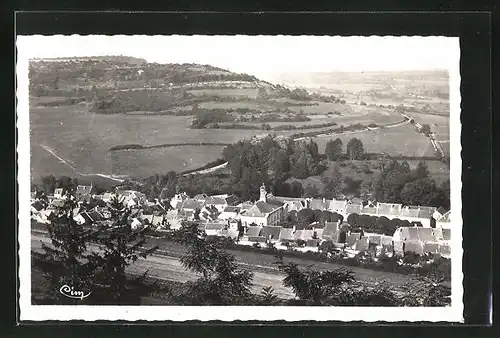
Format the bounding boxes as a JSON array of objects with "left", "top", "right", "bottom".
[{"left": 17, "top": 35, "right": 459, "bottom": 81}]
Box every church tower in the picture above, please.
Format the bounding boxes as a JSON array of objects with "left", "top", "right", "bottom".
[{"left": 259, "top": 183, "right": 267, "bottom": 202}]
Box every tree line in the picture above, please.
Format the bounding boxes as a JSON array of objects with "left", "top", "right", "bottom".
[
  {"left": 222, "top": 135, "right": 326, "bottom": 201},
  {"left": 371, "top": 160, "right": 450, "bottom": 209}
]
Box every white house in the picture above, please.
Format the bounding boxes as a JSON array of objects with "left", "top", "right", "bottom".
[
  {"left": 217, "top": 206, "right": 240, "bottom": 221},
  {"left": 239, "top": 184, "right": 285, "bottom": 227},
  {"left": 117, "top": 190, "right": 147, "bottom": 207},
  {"left": 53, "top": 188, "right": 64, "bottom": 199},
  {"left": 165, "top": 209, "right": 183, "bottom": 230},
  {"left": 170, "top": 192, "right": 189, "bottom": 209},
  {"left": 328, "top": 199, "right": 348, "bottom": 214},
  {"left": 436, "top": 210, "right": 451, "bottom": 229},
  {"left": 199, "top": 205, "right": 219, "bottom": 222},
  {"left": 101, "top": 192, "right": 116, "bottom": 203}
]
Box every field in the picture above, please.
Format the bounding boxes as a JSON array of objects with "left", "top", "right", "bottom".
[
  {"left": 29, "top": 99, "right": 436, "bottom": 182},
  {"left": 288, "top": 101, "right": 353, "bottom": 115},
  {"left": 29, "top": 102, "right": 270, "bottom": 182},
  {"left": 313, "top": 124, "right": 436, "bottom": 157},
  {"left": 109, "top": 146, "right": 227, "bottom": 177}
]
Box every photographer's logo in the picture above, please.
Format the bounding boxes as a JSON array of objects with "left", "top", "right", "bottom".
[{"left": 59, "top": 284, "right": 91, "bottom": 300}]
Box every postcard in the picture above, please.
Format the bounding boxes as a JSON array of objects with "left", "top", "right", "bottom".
[{"left": 17, "top": 35, "right": 463, "bottom": 322}]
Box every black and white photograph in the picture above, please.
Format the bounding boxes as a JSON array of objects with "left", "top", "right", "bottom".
[{"left": 17, "top": 35, "right": 462, "bottom": 322}]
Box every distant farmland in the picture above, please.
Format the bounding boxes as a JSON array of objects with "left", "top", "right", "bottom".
[
  {"left": 29, "top": 103, "right": 265, "bottom": 181},
  {"left": 29, "top": 101, "right": 434, "bottom": 181},
  {"left": 314, "top": 124, "right": 436, "bottom": 158}
]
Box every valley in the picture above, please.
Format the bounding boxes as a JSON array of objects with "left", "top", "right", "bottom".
[{"left": 29, "top": 57, "right": 450, "bottom": 185}]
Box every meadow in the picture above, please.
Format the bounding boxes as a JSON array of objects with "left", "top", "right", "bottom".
[
  {"left": 29, "top": 102, "right": 267, "bottom": 181},
  {"left": 29, "top": 98, "right": 436, "bottom": 183},
  {"left": 313, "top": 124, "right": 436, "bottom": 158}
]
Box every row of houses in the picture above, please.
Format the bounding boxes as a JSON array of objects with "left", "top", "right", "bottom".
[
  {"left": 31, "top": 182, "right": 453, "bottom": 257},
  {"left": 31, "top": 185, "right": 167, "bottom": 230},
  {"left": 199, "top": 220, "right": 451, "bottom": 257},
  {"left": 182, "top": 184, "right": 451, "bottom": 230}
]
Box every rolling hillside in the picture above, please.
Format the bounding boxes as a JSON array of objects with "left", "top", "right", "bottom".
[{"left": 28, "top": 57, "right": 445, "bottom": 183}]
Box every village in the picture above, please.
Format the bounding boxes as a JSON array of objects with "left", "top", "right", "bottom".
[{"left": 30, "top": 180, "right": 452, "bottom": 260}]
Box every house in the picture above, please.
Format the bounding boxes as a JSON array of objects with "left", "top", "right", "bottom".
[
  {"left": 349, "top": 197, "right": 364, "bottom": 205},
  {"left": 50, "top": 199, "right": 65, "bottom": 208},
  {"left": 169, "top": 192, "right": 189, "bottom": 209},
  {"left": 261, "top": 226, "right": 282, "bottom": 242},
  {"left": 239, "top": 184, "right": 285, "bottom": 227},
  {"left": 53, "top": 188, "right": 64, "bottom": 199},
  {"left": 130, "top": 218, "right": 142, "bottom": 230},
  {"left": 179, "top": 209, "right": 197, "bottom": 222},
  {"left": 329, "top": 199, "right": 348, "bottom": 214},
  {"left": 80, "top": 211, "right": 105, "bottom": 226},
  {"left": 199, "top": 205, "right": 219, "bottom": 222},
  {"left": 94, "top": 206, "right": 112, "bottom": 219},
  {"left": 224, "top": 194, "right": 240, "bottom": 206},
  {"left": 204, "top": 222, "right": 225, "bottom": 236},
  {"left": 377, "top": 203, "right": 402, "bottom": 217},
  {"left": 117, "top": 190, "right": 147, "bottom": 207},
  {"left": 293, "top": 229, "right": 315, "bottom": 242},
  {"left": 361, "top": 204, "right": 378, "bottom": 215},
  {"left": 31, "top": 200, "right": 45, "bottom": 213},
  {"left": 101, "top": 192, "right": 116, "bottom": 203},
  {"left": 237, "top": 201, "right": 254, "bottom": 211},
  {"left": 217, "top": 206, "right": 240, "bottom": 221},
  {"left": 204, "top": 196, "right": 228, "bottom": 213},
  {"left": 313, "top": 228, "right": 324, "bottom": 239},
  {"left": 165, "top": 209, "right": 183, "bottom": 230},
  {"left": 76, "top": 184, "right": 92, "bottom": 199},
  {"left": 372, "top": 204, "right": 436, "bottom": 227},
  {"left": 284, "top": 200, "right": 307, "bottom": 213},
  {"left": 194, "top": 193, "right": 208, "bottom": 202},
  {"left": 436, "top": 210, "right": 451, "bottom": 229},
  {"left": 245, "top": 225, "right": 262, "bottom": 237},
  {"left": 279, "top": 228, "right": 295, "bottom": 242},
  {"left": 177, "top": 199, "right": 203, "bottom": 213},
  {"left": 392, "top": 226, "right": 444, "bottom": 253},
  {"left": 307, "top": 198, "right": 330, "bottom": 211},
  {"left": 344, "top": 203, "right": 363, "bottom": 215},
  {"left": 322, "top": 221, "right": 340, "bottom": 242},
  {"left": 73, "top": 213, "right": 86, "bottom": 225},
  {"left": 433, "top": 206, "right": 448, "bottom": 220}
]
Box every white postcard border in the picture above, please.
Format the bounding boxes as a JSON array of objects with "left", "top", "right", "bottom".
[{"left": 17, "top": 35, "right": 463, "bottom": 322}]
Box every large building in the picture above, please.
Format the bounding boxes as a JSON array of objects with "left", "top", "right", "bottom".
[{"left": 239, "top": 184, "right": 286, "bottom": 227}]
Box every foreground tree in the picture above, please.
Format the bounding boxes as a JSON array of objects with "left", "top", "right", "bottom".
[
  {"left": 32, "top": 193, "right": 98, "bottom": 304},
  {"left": 172, "top": 223, "right": 254, "bottom": 305},
  {"left": 275, "top": 256, "right": 356, "bottom": 305},
  {"left": 89, "top": 197, "right": 158, "bottom": 304}
]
